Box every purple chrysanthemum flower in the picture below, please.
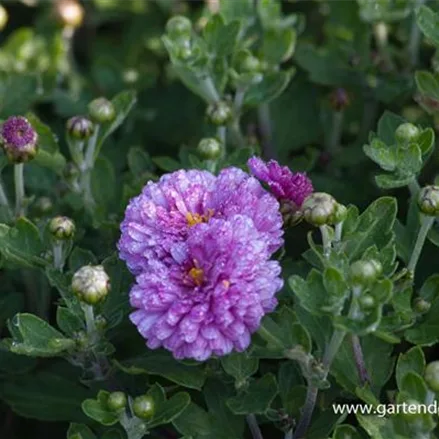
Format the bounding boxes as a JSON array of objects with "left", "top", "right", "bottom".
[
  {"left": 118, "top": 167, "right": 283, "bottom": 275},
  {"left": 0, "top": 116, "right": 38, "bottom": 163},
  {"left": 247, "top": 157, "right": 313, "bottom": 207},
  {"left": 129, "top": 215, "right": 283, "bottom": 361}
]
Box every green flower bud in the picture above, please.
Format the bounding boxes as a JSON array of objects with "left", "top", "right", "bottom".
[
  {"left": 301, "top": 192, "right": 338, "bottom": 226},
  {"left": 166, "top": 15, "right": 192, "bottom": 39},
  {"left": 425, "top": 361, "right": 439, "bottom": 392},
  {"left": 350, "top": 259, "right": 382, "bottom": 286},
  {"left": 176, "top": 44, "right": 193, "bottom": 61},
  {"left": 197, "top": 138, "right": 222, "bottom": 160},
  {"left": 332, "top": 203, "right": 348, "bottom": 224},
  {"left": 72, "top": 265, "right": 110, "bottom": 305},
  {"left": 132, "top": 395, "right": 155, "bottom": 420},
  {"left": 67, "top": 116, "right": 94, "bottom": 140},
  {"left": 359, "top": 294, "right": 375, "bottom": 310},
  {"left": 95, "top": 314, "right": 107, "bottom": 330},
  {"left": 280, "top": 200, "right": 303, "bottom": 227},
  {"left": 206, "top": 101, "right": 233, "bottom": 126},
  {"left": 88, "top": 98, "right": 115, "bottom": 124},
  {"left": 49, "top": 216, "right": 76, "bottom": 240},
  {"left": 107, "top": 391, "right": 127, "bottom": 411},
  {"left": 395, "top": 122, "right": 420, "bottom": 145},
  {"left": 0, "top": 5, "right": 9, "bottom": 31},
  {"left": 73, "top": 330, "right": 88, "bottom": 349},
  {"left": 418, "top": 185, "right": 439, "bottom": 216},
  {"left": 413, "top": 297, "right": 431, "bottom": 314},
  {"left": 236, "top": 53, "right": 261, "bottom": 74},
  {"left": 34, "top": 197, "right": 53, "bottom": 215}
]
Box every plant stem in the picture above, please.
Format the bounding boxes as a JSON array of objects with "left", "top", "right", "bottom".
[
  {"left": 0, "top": 178, "right": 11, "bottom": 220},
  {"left": 334, "top": 222, "right": 343, "bottom": 243},
  {"left": 327, "top": 111, "right": 344, "bottom": 155},
  {"left": 258, "top": 103, "right": 276, "bottom": 159},
  {"left": 246, "top": 414, "right": 263, "bottom": 439},
  {"left": 80, "top": 127, "right": 100, "bottom": 209},
  {"left": 14, "top": 164, "right": 25, "bottom": 217},
  {"left": 52, "top": 242, "right": 64, "bottom": 272},
  {"left": 408, "top": 178, "right": 421, "bottom": 197},
  {"left": 83, "top": 304, "right": 97, "bottom": 341},
  {"left": 351, "top": 334, "right": 370, "bottom": 385},
  {"left": 285, "top": 430, "right": 293, "bottom": 439},
  {"left": 408, "top": 0, "right": 426, "bottom": 68},
  {"left": 408, "top": 214, "right": 434, "bottom": 274},
  {"left": 199, "top": 74, "right": 220, "bottom": 104},
  {"left": 320, "top": 225, "right": 332, "bottom": 258},
  {"left": 294, "top": 329, "right": 346, "bottom": 439}
]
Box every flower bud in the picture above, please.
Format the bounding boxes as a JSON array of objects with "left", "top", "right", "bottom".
[
  {"left": 88, "top": 98, "right": 115, "bottom": 124},
  {"left": 359, "top": 294, "right": 375, "bottom": 310},
  {"left": 350, "top": 259, "right": 382, "bottom": 286},
  {"left": 95, "top": 314, "right": 107, "bottom": 330},
  {"left": 425, "top": 361, "right": 439, "bottom": 392},
  {"left": 235, "top": 53, "right": 261, "bottom": 74},
  {"left": 67, "top": 116, "right": 94, "bottom": 140},
  {"left": 0, "top": 116, "right": 38, "bottom": 163},
  {"left": 329, "top": 88, "right": 350, "bottom": 112},
  {"left": 413, "top": 297, "right": 431, "bottom": 314},
  {"left": 395, "top": 122, "right": 420, "bottom": 145},
  {"left": 132, "top": 395, "right": 155, "bottom": 420},
  {"left": 56, "top": 0, "right": 84, "bottom": 28},
  {"left": 206, "top": 101, "right": 233, "bottom": 126},
  {"left": 0, "top": 5, "right": 8, "bottom": 31},
  {"left": 73, "top": 330, "right": 88, "bottom": 349},
  {"left": 197, "top": 138, "right": 221, "bottom": 160},
  {"left": 332, "top": 203, "right": 348, "bottom": 224},
  {"left": 418, "top": 185, "right": 439, "bottom": 216},
  {"left": 166, "top": 15, "right": 192, "bottom": 39},
  {"left": 34, "top": 197, "right": 53, "bottom": 215},
  {"left": 301, "top": 192, "right": 337, "bottom": 226},
  {"left": 280, "top": 200, "right": 303, "bottom": 227},
  {"left": 49, "top": 216, "right": 76, "bottom": 240},
  {"left": 107, "top": 392, "right": 127, "bottom": 411},
  {"left": 72, "top": 265, "right": 110, "bottom": 305}
]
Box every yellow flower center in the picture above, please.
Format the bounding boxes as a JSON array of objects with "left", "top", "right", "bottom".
[
  {"left": 188, "top": 267, "right": 204, "bottom": 286},
  {"left": 186, "top": 209, "right": 215, "bottom": 227}
]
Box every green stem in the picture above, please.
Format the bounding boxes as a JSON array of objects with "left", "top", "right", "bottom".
[
  {"left": 294, "top": 329, "right": 346, "bottom": 439},
  {"left": 52, "top": 242, "right": 64, "bottom": 272},
  {"left": 199, "top": 75, "right": 220, "bottom": 104},
  {"left": 258, "top": 103, "right": 276, "bottom": 159},
  {"left": 320, "top": 225, "right": 332, "bottom": 258},
  {"left": 408, "top": 214, "right": 434, "bottom": 274},
  {"left": 408, "top": 178, "right": 421, "bottom": 197},
  {"left": 285, "top": 430, "right": 293, "bottom": 439},
  {"left": 0, "top": 178, "right": 11, "bottom": 220},
  {"left": 334, "top": 222, "right": 343, "bottom": 243},
  {"left": 83, "top": 304, "right": 97, "bottom": 341},
  {"left": 408, "top": 0, "right": 426, "bottom": 68},
  {"left": 327, "top": 111, "right": 344, "bottom": 154},
  {"left": 373, "top": 21, "right": 393, "bottom": 71},
  {"left": 351, "top": 334, "right": 370, "bottom": 385},
  {"left": 246, "top": 414, "right": 263, "bottom": 439},
  {"left": 14, "top": 164, "right": 25, "bottom": 217},
  {"left": 217, "top": 126, "right": 227, "bottom": 160}
]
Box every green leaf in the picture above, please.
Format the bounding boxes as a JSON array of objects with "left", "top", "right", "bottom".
[
  {"left": 147, "top": 390, "right": 190, "bottom": 429},
  {"left": 278, "top": 362, "right": 305, "bottom": 416},
  {"left": 67, "top": 424, "right": 97, "bottom": 439},
  {"left": 91, "top": 156, "right": 116, "bottom": 208},
  {"left": 0, "top": 218, "right": 46, "bottom": 268},
  {"left": 56, "top": 307, "right": 84, "bottom": 337},
  {"left": 405, "top": 298, "right": 439, "bottom": 346},
  {"left": 0, "top": 364, "right": 93, "bottom": 422},
  {"left": 221, "top": 352, "right": 258, "bottom": 385},
  {"left": 342, "top": 197, "right": 397, "bottom": 261},
  {"left": 244, "top": 70, "right": 294, "bottom": 106},
  {"left": 333, "top": 425, "right": 362, "bottom": 439},
  {"left": 152, "top": 155, "right": 181, "bottom": 172},
  {"left": 227, "top": 373, "right": 278, "bottom": 415},
  {"left": 376, "top": 111, "right": 405, "bottom": 145},
  {"left": 7, "top": 313, "right": 75, "bottom": 357},
  {"left": 95, "top": 90, "right": 137, "bottom": 156},
  {"left": 395, "top": 143, "right": 423, "bottom": 176},
  {"left": 204, "top": 379, "right": 244, "bottom": 439},
  {"left": 261, "top": 28, "right": 296, "bottom": 64},
  {"left": 417, "top": 128, "right": 435, "bottom": 157},
  {"left": 375, "top": 174, "right": 415, "bottom": 189},
  {"left": 419, "top": 274, "right": 439, "bottom": 302},
  {"left": 127, "top": 146, "right": 154, "bottom": 177},
  {"left": 356, "top": 414, "right": 387, "bottom": 439},
  {"left": 82, "top": 391, "right": 118, "bottom": 426},
  {"left": 33, "top": 149, "right": 67, "bottom": 175},
  {"left": 173, "top": 403, "right": 213, "bottom": 437},
  {"left": 396, "top": 346, "right": 426, "bottom": 390},
  {"left": 219, "top": 0, "right": 253, "bottom": 23},
  {"left": 116, "top": 350, "right": 206, "bottom": 390},
  {"left": 203, "top": 15, "right": 241, "bottom": 57},
  {"left": 363, "top": 139, "right": 396, "bottom": 171},
  {"left": 417, "top": 5, "right": 439, "bottom": 48},
  {"left": 69, "top": 247, "right": 98, "bottom": 273},
  {"left": 415, "top": 71, "right": 439, "bottom": 100},
  {"left": 400, "top": 372, "right": 428, "bottom": 402},
  {"left": 25, "top": 112, "right": 59, "bottom": 154}
]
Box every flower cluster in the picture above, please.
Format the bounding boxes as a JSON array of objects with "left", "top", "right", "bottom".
[{"left": 119, "top": 166, "right": 285, "bottom": 360}]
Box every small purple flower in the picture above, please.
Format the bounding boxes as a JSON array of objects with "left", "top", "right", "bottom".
[
  {"left": 0, "top": 116, "right": 38, "bottom": 163},
  {"left": 129, "top": 215, "right": 283, "bottom": 361},
  {"left": 118, "top": 167, "right": 283, "bottom": 275},
  {"left": 247, "top": 157, "right": 313, "bottom": 207}
]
